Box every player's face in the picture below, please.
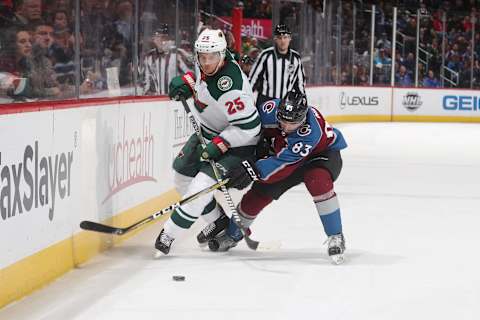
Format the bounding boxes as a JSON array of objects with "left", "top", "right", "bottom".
[
  {"left": 278, "top": 119, "right": 303, "bottom": 134},
  {"left": 197, "top": 52, "right": 222, "bottom": 75}
]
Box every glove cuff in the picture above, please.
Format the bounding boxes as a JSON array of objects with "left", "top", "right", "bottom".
[
  {"left": 212, "top": 136, "right": 229, "bottom": 154},
  {"left": 181, "top": 72, "right": 196, "bottom": 93}
]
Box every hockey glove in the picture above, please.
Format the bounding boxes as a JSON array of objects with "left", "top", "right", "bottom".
[
  {"left": 255, "top": 136, "right": 273, "bottom": 159},
  {"left": 199, "top": 136, "right": 230, "bottom": 161},
  {"left": 225, "top": 160, "right": 259, "bottom": 190},
  {"left": 168, "top": 71, "right": 195, "bottom": 101}
]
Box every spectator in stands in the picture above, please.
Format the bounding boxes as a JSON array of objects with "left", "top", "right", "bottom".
[
  {"left": 13, "top": 0, "right": 42, "bottom": 26},
  {"left": 52, "top": 10, "right": 70, "bottom": 34},
  {"left": 239, "top": 54, "right": 254, "bottom": 75},
  {"left": 225, "top": 30, "right": 240, "bottom": 61},
  {"left": 32, "top": 22, "right": 55, "bottom": 54},
  {"left": 403, "top": 52, "right": 415, "bottom": 74},
  {"left": 396, "top": 65, "right": 413, "bottom": 87},
  {"left": 423, "top": 69, "right": 440, "bottom": 87},
  {"left": 0, "top": 27, "right": 33, "bottom": 98},
  {"left": 50, "top": 19, "right": 75, "bottom": 85},
  {"left": 80, "top": 0, "right": 111, "bottom": 76},
  {"left": 104, "top": 0, "right": 134, "bottom": 87}
]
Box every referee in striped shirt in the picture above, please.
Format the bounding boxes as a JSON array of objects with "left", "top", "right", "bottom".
[{"left": 249, "top": 24, "right": 306, "bottom": 107}]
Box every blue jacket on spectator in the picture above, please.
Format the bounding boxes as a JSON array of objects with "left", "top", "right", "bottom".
[
  {"left": 423, "top": 76, "right": 440, "bottom": 88},
  {"left": 396, "top": 72, "right": 412, "bottom": 87}
]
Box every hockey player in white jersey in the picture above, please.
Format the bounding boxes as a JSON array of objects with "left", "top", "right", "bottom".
[{"left": 154, "top": 28, "right": 261, "bottom": 254}]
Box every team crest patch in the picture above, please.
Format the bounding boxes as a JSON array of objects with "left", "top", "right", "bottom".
[
  {"left": 262, "top": 101, "right": 276, "bottom": 113},
  {"left": 297, "top": 124, "right": 312, "bottom": 136},
  {"left": 217, "top": 76, "right": 233, "bottom": 91}
]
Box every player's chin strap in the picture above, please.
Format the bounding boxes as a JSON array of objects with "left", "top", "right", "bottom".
[{"left": 179, "top": 96, "right": 260, "bottom": 250}]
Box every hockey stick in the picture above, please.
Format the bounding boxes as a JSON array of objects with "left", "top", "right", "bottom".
[
  {"left": 179, "top": 97, "right": 260, "bottom": 250},
  {"left": 80, "top": 178, "right": 229, "bottom": 236}
]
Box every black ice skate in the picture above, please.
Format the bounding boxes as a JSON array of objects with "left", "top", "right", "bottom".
[
  {"left": 197, "top": 213, "right": 230, "bottom": 247},
  {"left": 326, "top": 233, "right": 346, "bottom": 265},
  {"left": 155, "top": 229, "right": 175, "bottom": 255},
  {"left": 208, "top": 232, "right": 243, "bottom": 252},
  {"left": 208, "top": 218, "right": 244, "bottom": 252}
]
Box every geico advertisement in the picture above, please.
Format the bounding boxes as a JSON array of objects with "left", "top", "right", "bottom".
[
  {"left": 306, "top": 87, "right": 391, "bottom": 115},
  {"left": 0, "top": 111, "right": 77, "bottom": 268},
  {"left": 442, "top": 95, "right": 480, "bottom": 112},
  {"left": 393, "top": 89, "right": 480, "bottom": 116}
]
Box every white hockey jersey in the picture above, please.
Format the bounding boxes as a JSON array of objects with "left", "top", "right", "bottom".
[{"left": 191, "top": 53, "right": 261, "bottom": 148}]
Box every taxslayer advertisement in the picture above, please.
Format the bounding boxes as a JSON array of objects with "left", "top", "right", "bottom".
[
  {"left": 0, "top": 100, "right": 188, "bottom": 270},
  {"left": 0, "top": 110, "right": 79, "bottom": 268}
]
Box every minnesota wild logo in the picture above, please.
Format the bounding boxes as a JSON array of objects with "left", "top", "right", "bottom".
[{"left": 217, "top": 76, "right": 233, "bottom": 91}]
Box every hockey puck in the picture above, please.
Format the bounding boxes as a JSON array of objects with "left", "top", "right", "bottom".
[{"left": 172, "top": 275, "right": 185, "bottom": 281}]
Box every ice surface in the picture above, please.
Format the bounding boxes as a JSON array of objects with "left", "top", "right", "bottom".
[{"left": 1, "top": 122, "right": 479, "bottom": 320}]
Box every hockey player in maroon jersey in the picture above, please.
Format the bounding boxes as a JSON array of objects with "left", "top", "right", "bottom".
[{"left": 206, "top": 91, "right": 348, "bottom": 264}]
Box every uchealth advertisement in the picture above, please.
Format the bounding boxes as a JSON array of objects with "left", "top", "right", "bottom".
[
  {"left": 393, "top": 88, "right": 480, "bottom": 117},
  {"left": 0, "top": 100, "right": 185, "bottom": 270},
  {"left": 219, "top": 17, "right": 272, "bottom": 40}
]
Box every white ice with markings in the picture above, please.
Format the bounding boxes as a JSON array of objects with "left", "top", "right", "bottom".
[{"left": 1, "top": 122, "right": 480, "bottom": 320}]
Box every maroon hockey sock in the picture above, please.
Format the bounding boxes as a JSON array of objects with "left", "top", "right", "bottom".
[
  {"left": 239, "top": 189, "right": 273, "bottom": 218},
  {"left": 304, "top": 168, "right": 334, "bottom": 198}
]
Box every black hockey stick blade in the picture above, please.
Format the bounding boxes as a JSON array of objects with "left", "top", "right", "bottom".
[
  {"left": 80, "top": 178, "right": 230, "bottom": 236},
  {"left": 244, "top": 234, "right": 259, "bottom": 250},
  {"left": 80, "top": 220, "right": 126, "bottom": 235}
]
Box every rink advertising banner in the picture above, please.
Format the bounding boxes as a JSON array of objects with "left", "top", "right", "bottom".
[
  {"left": 0, "top": 98, "right": 185, "bottom": 308},
  {"left": 306, "top": 86, "right": 392, "bottom": 122},
  {"left": 219, "top": 17, "right": 272, "bottom": 40},
  {"left": 392, "top": 88, "right": 480, "bottom": 122}
]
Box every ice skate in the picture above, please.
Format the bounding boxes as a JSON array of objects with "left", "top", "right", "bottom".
[
  {"left": 154, "top": 229, "right": 175, "bottom": 255},
  {"left": 326, "top": 233, "right": 345, "bottom": 265},
  {"left": 196, "top": 213, "right": 229, "bottom": 247},
  {"left": 208, "top": 218, "right": 244, "bottom": 252}
]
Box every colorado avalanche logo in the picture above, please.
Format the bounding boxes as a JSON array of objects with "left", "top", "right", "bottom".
[
  {"left": 297, "top": 124, "right": 312, "bottom": 136},
  {"left": 262, "top": 101, "right": 276, "bottom": 114}
]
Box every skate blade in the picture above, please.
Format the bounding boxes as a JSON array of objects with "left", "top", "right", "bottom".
[
  {"left": 330, "top": 254, "right": 345, "bottom": 265},
  {"left": 153, "top": 250, "right": 167, "bottom": 259},
  {"left": 256, "top": 241, "right": 282, "bottom": 251}
]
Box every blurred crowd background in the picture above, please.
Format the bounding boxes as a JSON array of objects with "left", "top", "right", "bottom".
[{"left": 0, "top": 0, "right": 479, "bottom": 103}]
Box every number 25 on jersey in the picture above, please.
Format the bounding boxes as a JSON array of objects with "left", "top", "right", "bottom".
[{"left": 225, "top": 97, "right": 245, "bottom": 115}]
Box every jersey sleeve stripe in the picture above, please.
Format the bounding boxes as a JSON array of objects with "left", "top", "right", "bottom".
[
  {"left": 229, "top": 110, "right": 258, "bottom": 124},
  {"left": 201, "top": 123, "right": 220, "bottom": 135},
  {"left": 232, "top": 116, "right": 261, "bottom": 130}
]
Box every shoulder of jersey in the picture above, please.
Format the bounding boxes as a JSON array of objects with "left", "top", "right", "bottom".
[
  {"left": 206, "top": 59, "right": 244, "bottom": 100},
  {"left": 258, "top": 99, "right": 281, "bottom": 126},
  {"left": 289, "top": 108, "right": 322, "bottom": 142},
  {"left": 290, "top": 48, "right": 301, "bottom": 56}
]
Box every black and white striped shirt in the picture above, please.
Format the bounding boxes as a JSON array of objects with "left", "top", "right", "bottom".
[
  {"left": 141, "top": 49, "right": 190, "bottom": 95},
  {"left": 249, "top": 46, "right": 306, "bottom": 100}
]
